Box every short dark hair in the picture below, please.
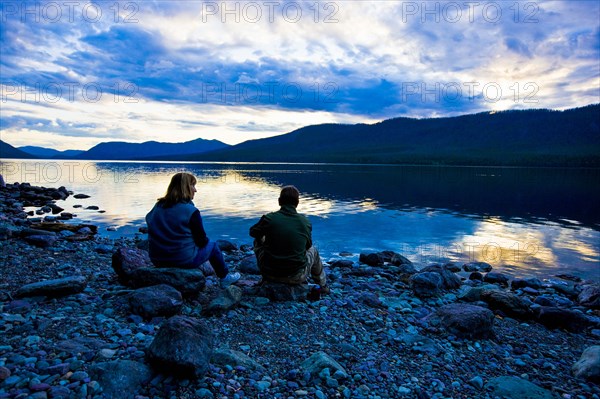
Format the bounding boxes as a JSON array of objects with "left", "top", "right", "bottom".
[{"left": 279, "top": 185, "right": 300, "bottom": 207}]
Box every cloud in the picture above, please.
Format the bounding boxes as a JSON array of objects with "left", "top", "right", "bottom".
[{"left": 1, "top": 0, "right": 598, "bottom": 148}]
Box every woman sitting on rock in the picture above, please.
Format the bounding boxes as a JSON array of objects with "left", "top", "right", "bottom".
[{"left": 146, "top": 172, "right": 240, "bottom": 288}]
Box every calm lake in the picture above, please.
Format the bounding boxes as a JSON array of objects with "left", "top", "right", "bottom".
[{"left": 2, "top": 160, "right": 599, "bottom": 282}]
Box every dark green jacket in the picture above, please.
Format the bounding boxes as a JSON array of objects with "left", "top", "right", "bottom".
[{"left": 249, "top": 205, "right": 312, "bottom": 278}]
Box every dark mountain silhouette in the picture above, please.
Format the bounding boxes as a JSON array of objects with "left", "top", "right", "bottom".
[
  {"left": 18, "top": 146, "right": 83, "bottom": 158},
  {"left": 74, "top": 138, "right": 229, "bottom": 160},
  {"left": 0, "top": 140, "right": 37, "bottom": 159},
  {"left": 175, "top": 104, "right": 600, "bottom": 166}
]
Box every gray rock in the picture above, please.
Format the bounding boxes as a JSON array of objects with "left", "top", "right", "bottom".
[
  {"left": 578, "top": 285, "right": 600, "bottom": 309},
  {"left": 535, "top": 306, "right": 591, "bottom": 333},
  {"left": 147, "top": 316, "right": 214, "bottom": 377},
  {"left": 111, "top": 247, "right": 153, "bottom": 284},
  {"left": 216, "top": 239, "right": 238, "bottom": 252},
  {"left": 484, "top": 272, "right": 510, "bottom": 286},
  {"left": 572, "top": 346, "right": 600, "bottom": 382},
  {"left": 211, "top": 348, "right": 265, "bottom": 371},
  {"left": 256, "top": 282, "right": 309, "bottom": 301},
  {"left": 420, "top": 264, "right": 461, "bottom": 290},
  {"left": 207, "top": 285, "right": 243, "bottom": 313},
  {"left": 129, "top": 284, "right": 183, "bottom": 319},
  {"left": 426, "top": 303, "right": 495, "bottom": 339},
  {"left": 131, "top": 267, "right": 206, "bottom": 296},
  {"left": 463, "top": 262, "right": 493, "bottom": 273},
  {"left": 511, "top": 278, "right": 543, "bottom": 290},
  {"left": 480, "top": 290, "right": 533, "bottom": 320},
  {"left": 457, "top": 285, "right": 499, "bottom": 302},
  {"left": 55, "top": 337, "right": 112, "bottom": 354},
  {"left": 301, "top": 352, "right": 348, "bottom": 379},
  {"left": 485, "top": 376, "right": 560, "bottom": 399},
  {"left": 359, "top": 252, "right": 384, "bottom": 266},
  {"left": 89, "top": 360, "right": 152, "bottom": 399},
  {"left": 73, "top": 194, "right": 90, "bottom": 199},
  {"left": 409, "top": 272, "right": 443, "bottom": 297},
  {"left": 16, "top": 276, "right": 87, "bottom": 298},
  {"left": 395, "top": 334, "right": 442, "bottom": 356},
  {"left": 443, "top": 263, "right": 461, "bottom": 273},
  {"left": 239, "top": 255, "right": 260, "bottom": 274},
  {"left": 24, "top": 234, "right": 58, "bottom": 248}
]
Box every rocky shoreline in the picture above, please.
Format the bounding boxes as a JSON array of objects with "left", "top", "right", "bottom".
[{"left": 1, "top": 182, "right": 599, "bottom": 399}]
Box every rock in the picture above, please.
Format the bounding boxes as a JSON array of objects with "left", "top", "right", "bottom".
[
  {"left": 535, "top": 306, "right": 591, "bottom": 333},
  {"left": 55, "top": 337, "right": 112, "bottom": 354},
  {"left": 395, "top": 334, "right": 442, "bottom": 356},
  {"left": 328, "top": 259, "right": 354, "bottom": 268},
  {"left": 207, "top": 285, "right": 243, "bottom": 313},
  {"left": 111, "top": 247, "right": 153, "bottom": 284},
  {"left": 469, "top": 271, "right": 483, "bottom": 281},
  {"left": 198, "top": 261, "right": 216, "bottom": 276},
  {"left": 572, "top": 346, "right": 600, "bottom": 382},
  {"left": 256, "top": 282, "right": 309, "bottom": 301},
  {"left": 239, "top": 255, "right": 260, "bottom": 274},
  {"left": 480, "top": 290, "right": 533, "bottom": 320},
  {"left": 578, "top": 285, "right": 600, "bottom": 309},
  {"left": 211, "top": 348, "right": 265, "bottom": 371},
  {"left": 136, "top": 239, "right": 149, "bottom": 251},
  {"left": 49, "top": 204, "right": 64, "bottom": 214},
  {"left": 511, "top": 278, "right": 543, "bottom": 290},
  {"left": 24, "top": 234, "right": 58, "bottom": 248},
  {"left": 86, "top": 205, "right": 99, "bottom": 210},
  {"left": 420, "top": 264, "right": 461, "bottom": 290},
  {"left": 485, "top": 376, "right": 560, "bottom": 399},
  {"left": 359, "top": 252, "right": 384, "bottom": 266},
  {"left": 457, "top": 285, "right": 499, "bottom": 302},
  {"left": 361, "top": 292, "right": 385, "bottom": 308},
  {"left": 483, "top": 272, "right": 509, "bottom": 286},
  {"left": 216, "top": 239, "right": 238, "bottom": 252},
  {"left": 20, "top": 228, "right": 57, "bottom": 237},
  {"left": 409, "top": 272, "right": 443, "bottom": 297},
  {"left": 147, "top": 316, "right": 214, "bottom": 377},
  {"left": 16, "top": 276, "right": 87, "bottom": 298},
  {"left": 139, "top": 226, "right": 148, "bottom": 234},
  {"left": 129, "top": 284, "right": 183, "bottom": 319},
  {"left": 301, "top": 352, "right": 348, "bottom": 380},
  {"left": 426, "top": 303, "right": 495, "bottom": 339},
  {"left": 0, "top": 366, "right": 10, "bottom": 381},
  {"left": 463, "top": 262, "right": 493, "bottom": 273},
  {"left": 130, "top": 268, "right": 206, "bottom": 297},
  {"left": 469, "top": 376, "right": 484, "bottom": 389},
  {"left": 89, "top": 360, "right": 152, "bottom": 399},
  {"left": 95, "top": 244, "right": 114, "bottom": 254},
  {"left": 73, "top": 194, "right": 90, "bottom": 199},
  {"left": 443, "top": 263, "right": 461, "bottom": 273}
]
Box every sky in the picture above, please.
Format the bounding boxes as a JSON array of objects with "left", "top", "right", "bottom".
[{"left": 1, "top": 0, "right": 599, "bottom": 151}]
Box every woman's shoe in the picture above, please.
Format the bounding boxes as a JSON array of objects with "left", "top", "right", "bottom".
[{"left": 220, "top": 272, "right": 241, "bottom": 288}]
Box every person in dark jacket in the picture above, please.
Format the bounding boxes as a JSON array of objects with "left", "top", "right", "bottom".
[
  {"left": 249, "top": 185, "right": 328, "bottom": 290},
  {"left": 146, "top": 172, "right": 240, "bottom": 288}
]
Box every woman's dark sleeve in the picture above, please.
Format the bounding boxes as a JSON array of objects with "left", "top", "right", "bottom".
[{"left": 189, "top": 210, "right": 209, "bottom": 248}]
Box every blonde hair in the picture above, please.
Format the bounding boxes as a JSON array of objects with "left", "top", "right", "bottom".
[{"left": 157, "top": 172, "right": 197, "bottom": 207}]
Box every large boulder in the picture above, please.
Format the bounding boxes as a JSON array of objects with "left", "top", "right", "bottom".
[
  {"left": 578, "top": 285, "right": 600, "bottom": 309},
  {"left": 534, "top": 306, "right": 591, "bottom": 333},
  {"left": 15, "top": 276, "right": 87, "bottom": 298},
  {"left": 511, "top": 278, "right": 543, "bottom": 290},
  {"left": 420, "top": 264, "right": 461, "bottom": 290},
  {"left": 457, "top": 285, "right": 499, "bottom": 302},
  {"left": 409, "top": 272, "right": 443, "bottom": 297},
  {"left": 24, "top": 234, "right": 58, "bottom": 248},
  {"left": 130, "top": 268, "right": 206, "bottom": 296},
  {"left": 301, "top": 352, "right": 348, "bottom": 379},
  {"left": 147, "top": 316, "right": 214, "bottom": 377},
  {"left": 480, "top": 290, "right": 533, "bottom": 320},
  {"left": 463, "top": 262, "right": 493, "bottom": 273},
  {"left": 207, "top": 285, "right": 243, "bottom": 313},
  {"left": 485, "top": 376, "right": 559, "bottom": 399},
  {"left": 112, "top": 247, "right": 153, "bottom": 284},
  {"left": 572, "top": 346, "right": 600, "bottom": 382},
  {"left": 426, "top": 303, "right": 495, "bottom": 339},
  {"left": 89, "top": 360, "right": 152, "bottom": 399},
  {"left": 129, "top": 284, "right": 183, "bottom": 319},
  {"left": 359, "top": 252, "right": 384, "bottom": 266},
  {"left": 483, "top": 272, "right": 509, "bottom": 287}
]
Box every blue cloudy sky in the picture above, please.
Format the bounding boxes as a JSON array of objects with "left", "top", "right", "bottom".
[{"left": 1, "top": 0, "right": 599, "bottom": 150}]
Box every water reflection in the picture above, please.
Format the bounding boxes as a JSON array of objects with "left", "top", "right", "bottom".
[{"left": 1, "top": 160, "right": 598, "bottom": 281}]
